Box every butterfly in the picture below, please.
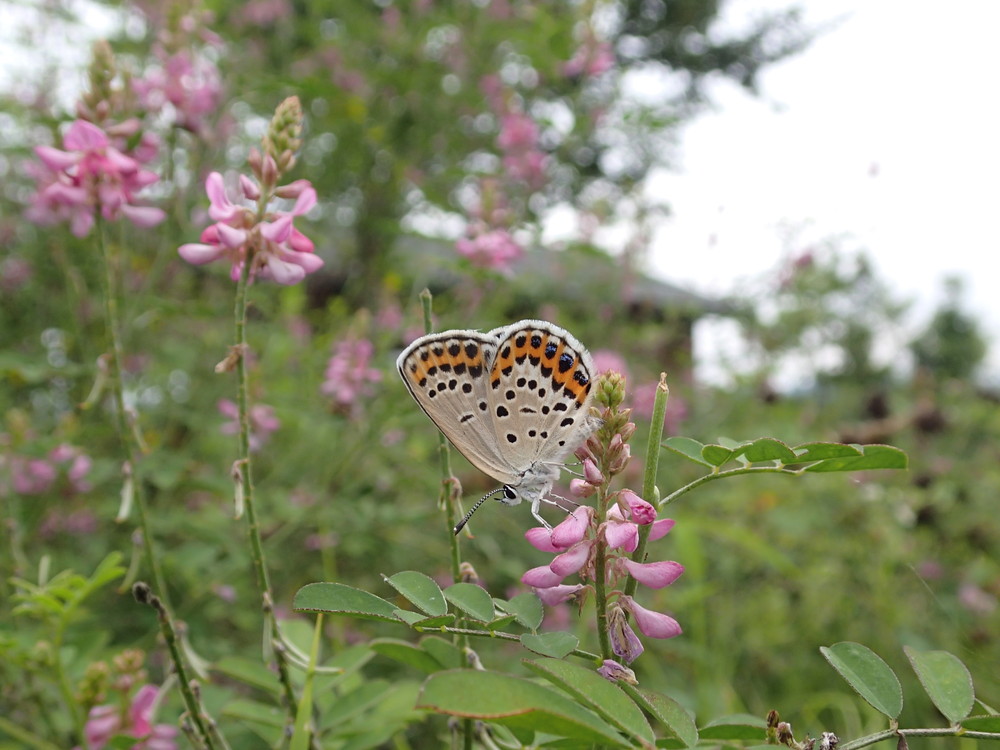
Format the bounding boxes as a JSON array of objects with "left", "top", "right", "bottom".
[{"left": 397, "top": 320, "right": 600, "bottom": 532}]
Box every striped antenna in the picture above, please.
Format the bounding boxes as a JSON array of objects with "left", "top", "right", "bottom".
[{"left": 453, "top": 487, "right": 507, "bottom": 535}]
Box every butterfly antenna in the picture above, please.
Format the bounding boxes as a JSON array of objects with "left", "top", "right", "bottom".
[{"left": 453, "top": 488, "right": 505, "bottom": 535}]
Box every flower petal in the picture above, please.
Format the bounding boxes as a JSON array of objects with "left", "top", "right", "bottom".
[
  {"left": 647, "top": 518, "right": 676, "bottom": 541},
  {"left": 521, "top": 565, "right": 565, "bottom": 588},
  {"left": 604, "top": 519, "right": 638, "bottom": 551},
  {"left": 622, "top": 559, "right": 684, "bottom": 589},
  {"left": 524, "top": 526, "right": 560, "bottom": 553},
  {"left": 622, "top": 595, "right": 682, "bottom": 639},
  {"left": 549, "top": 539, "right": 594, "bottom": 577},
  {"left": 178, "top": 243, "right": 226, "bottom": 265},
  {"left": 534, "top": 583, "right": 585, "bottom": 606},
  {"left": 550, "top": 506, "right": 593, "bottom": 549}
]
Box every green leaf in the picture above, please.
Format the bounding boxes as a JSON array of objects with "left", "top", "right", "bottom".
[
  {"left": 292, "top": 582, "right": 398, "bottom": 622},
  {"left": 385, "top": 571, "right": 447, "bottom": 617},
  {"left": 520, "top": 632, "right": 579, "bottom": 658},
  {"left": 820, "top": 642, "right": 903, "bottom": 718},
  {"left": 698, "top": 714, "right": 768, "bottom": 740},
  {"left": 444, "top": 582, "right": 495, "bottom": 622},
  {"left": 904, "top": 646, "right": 975, "bottom": 723},
  {"left": 787, "top": 442, "right": 863, "bottom": 463},
  {"left": 961, "top": 715, "right": 1000, "bottom": 732},
  {"left": 662, "top": 437, "right": 711, "bottom": 466},
  {"left": 734, "top": 438, "right": 798, "bottom": 464},
  {"left": 701, "top": 444, "right": 735, "bottom": 466},
  {"left": 370, "top": 639, "right": 446, "bottom": 673},
  {"left": 526, "top": 658, "right": 655, "bottom": 747},
  {"left": 393, "top": 609, "right": 455, "bottom": 628},
  {"left": 213, "top": 656, "right": 282, "bottom": 694},
  {"left": 420, "top": 636, "right": 463, "bottom": 670},
  {"left": 488, "top": 614, "right": 518, "bottom": 629},
  {"left": 622, "top": 686, "right": 698, "bottom": 748},
  {"left": 805, "top": 444, "right": 908, "bottom": 472},
  {"left": 416, "top": 670, "right": 629, "bottom": 746},
  {"left": 497, "top": 592, "right": 543, "bottom": 630}
]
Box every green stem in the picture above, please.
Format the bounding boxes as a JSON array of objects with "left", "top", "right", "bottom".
[
  {"left": 592, "top": 470, "right": 615, "bottom": 661},
  {"left": 418, "top": 290, "right": 462, "bottom": 583},
  {"left": 839, "top": 728, "right": 1000, "bottom": 750},
  {"left": 231, "top": 253, "right": 300, "bottom": 721},
  {"left": 624, "top": 374, "right": 669, "bottom": 599},
  {"left": 132, "top": 583, "right": 217, "bottom": 749},
  {"left": 95, "top": 220, "right": 170, "bottom": 606},
  {"left": 0, "top": 718, "right": 63, "bottom": 750},
  {"left": 659, "top": 464, "right": 808, "bottom": 508}
]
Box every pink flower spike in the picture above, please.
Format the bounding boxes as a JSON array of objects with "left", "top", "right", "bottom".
[
  {"left": 550, "top": 506, "right": 593, "bottom": 549},
  {"left": 622, "top": 595, "right": 682, "bottom": 639},
  {"left": 622, "top": 559, "right": 684, "bottom": 589},
  {"left": 549, "top": 539, "right": 595, "bottom": 577},
  {"left": 535, "top": 583, "right": 585, "bottom": 606},
  {"left": 647, "top": 518, "right": 676, "bottom": 541},
  {"left": 525, "top": 526, "right": 560, "bottom": 553},
  {"left": 621, "top": 490, "right": 656, "bottom": 525},
  {"left": 522, "top": 565, "right": 565, "bottom": 588}
]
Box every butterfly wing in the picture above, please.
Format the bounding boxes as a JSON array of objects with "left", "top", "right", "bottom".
[
  {"left": 397, "top": 329, "right": 522, "bottom": 486},
  {"left": 485, "top": 320, "right": 597, "bottom": 472}
]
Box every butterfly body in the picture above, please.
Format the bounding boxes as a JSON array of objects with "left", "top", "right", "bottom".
[{"left": 397, "top": 319, "right": 599, "bottom": 527}]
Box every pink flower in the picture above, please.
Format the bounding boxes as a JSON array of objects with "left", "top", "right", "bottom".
[
  {"left": 549, "top": 539, "right": 596, "bottom": 578},
  {"left": 10, "top": 457, "right": 57, "bottom": 495},
  {"left": 80, "top": 684, "right": 177, "bottom": 750},
  {"left": 134, "top": 48, "right": 223, "bottom": 137},
  {"left": 620, "top": 559, "right": 684, "bottom": 589},
  {"left": 218, "top": 399, "right": 280, "bottom": 452},
  {"left": 620, "top": 595, "right": 682, "bottom": 639},
  {"left": 496, "top": 112, "right": 547, "bottom": 189},
  {"left": 597, "top": 659, "right": 637, "bottom": 684},
  {"left": 591, "top": 350, "right": 630, "bottom": 380},
  {"left": 608, "top": 604, "right": 644, "bottom": 663},
  {"left": 525, "top": 526, "right": 562, "bottom": 553},
  {"left": 455, "top": 226, "right": 524, "bottom": 273},
  {"left": 522, "top": 565, "right": 566, "bottom": 588},
  {"left": 550, "top": 507, "right": 594, "bottom": 549},
  {"left": 620, "top": 490, "right": 655, "bottom": 525},
  {"left": 26, "top": 119, "right": 165, "bottom": 237},
  {"left": 564, "top": 40, "right": 615, "bottom": 78},
  {"left": 321, "top": 338, "right": 382, "bottom": 416},
  {"left": 534, "top": 583, "right": 585, "bottom": 606},
  {"left": 179, "top": 171, "right": 322, "bottom": 285},
  {"left": 603, "top": 505, "right": 639, "bottom": 552}
]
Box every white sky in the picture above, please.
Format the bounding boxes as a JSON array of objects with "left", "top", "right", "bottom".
[{"left": 643, "top": 0, "right": 1000, "bottom": 384}]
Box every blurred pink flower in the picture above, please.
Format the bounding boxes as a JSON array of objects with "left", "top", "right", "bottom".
[
  {"left": 218, "top": 399, "right": 280, "bottom": 452},
  {"left": 179, "top": 171, "right": 322, "bottom": 285},
  {"left": 455, "top": 225, "right": 524, "bottom": 272},
  {"left": 25, "top": 119, "right": 165, "bottom": 237},
  {"left": 564, "top": 40, "right": 615, "bottom": 78},
  {"left": 134, "top": 47, "right": 223, "bottom": 136},
  {"left": 496, "top": 112, "right": 547, "bottom": 190},
  {"left": 321, "top": 338, "right": 382, "bottom": 415},
  {"left": 80, "top": 684, "right": 177, "bottom": 750},
  {"left": 631, "top": 382, "right": 687, "bottom": 435},
  {"left": 591, "top": 350, "right": 630, "bottom": 380}
]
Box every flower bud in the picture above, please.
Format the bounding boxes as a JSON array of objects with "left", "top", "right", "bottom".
[{"left": 582, "top": 458, "right": 604, "bottom": 485}]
